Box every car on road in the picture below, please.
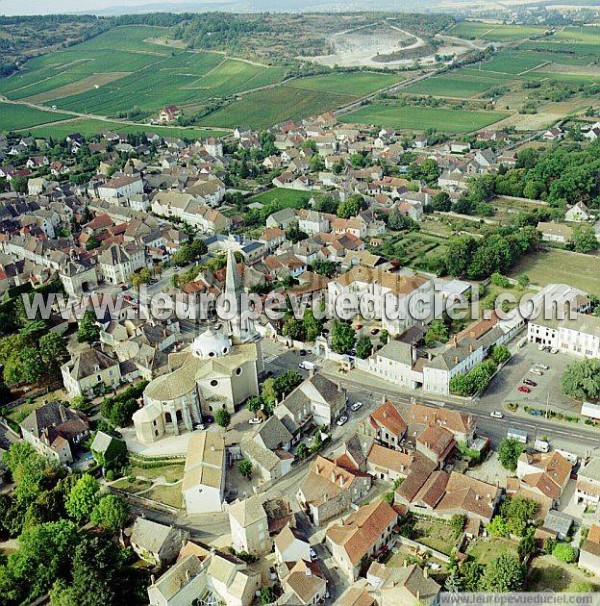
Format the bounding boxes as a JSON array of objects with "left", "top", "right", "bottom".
[
  {"left": 550, "top": 348, "right": 559, "bottom": 354},
  {"left": 310, "top": 548, "right": 317, "bottom": 561},
  {"left": 490, "top": 411, "right": 504, "bottom": 419},
  {"left": 538, "top": 344, "right": 546, "bottom": 351},
  {"left": 354, "top": 324, "right": 363, "bottom": 330},
  {"left": 370, "top": 328, "right": 379, "bottom": 335},
  {"left": 194, "top": 423, "right": 206, "bottom": 431},
  {"left": 213, "top": 323, "right": 222, "bottom": 330},
  {"left": 518, "top": 385, "right": 531, "bottom": 393},
  {"left": 299, "top": 361, "right": 316, "bottom": 371},
  {"left": 350, "top": 402, "right": 363, "bottom": 412},
  {"left": 336, "top": 415, "right": 348, "bottom": 426},
  {"left": 530, "top": 368, "right": 544, "bottom": 376},
  {"left": 118, "top": 283, "right": 127, "bottom": 290},
  {"left": 124, "top": 295, "right": 133, "bottom": 301},
  {"left": 299, "top": 349, "right": 307, "bottom": 356},
  {"left": 536, "top": 363, "right": 549, "bottom": 370},
  {"left": 249, "top": 417, "right": 262, "bottom": 425},
  {"left": 321, "top": 328, "right": 329, "bottom": 335},
  {"left": 523, "top": 379, "right": 537, "bottom": 387}
]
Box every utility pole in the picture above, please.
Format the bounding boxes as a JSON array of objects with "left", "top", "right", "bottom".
[{"left": 545, "top": 389, "right": 550, "bottom": 419}]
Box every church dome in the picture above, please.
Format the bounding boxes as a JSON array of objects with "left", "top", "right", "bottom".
[{"left": 191, "top": 328, "right": 232, "bottom": 359}]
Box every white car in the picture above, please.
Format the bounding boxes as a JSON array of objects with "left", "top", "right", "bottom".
[
  {"left": 194, "top": 423, "right": 206, "bottom": 431},
  {"left": 310, "top": 548, "right": 317, "bottom": 561},
  {"left": 350, "top": 401, "right": 363, "bottom": 412},
  {"left": 550, "top": 348, "right": 559, "bottom": 354},
  {"left": 530, "top": 368, "right": 544, "bottom": 376},
  {"left": 248, "top": 417, "right": 262, "bottom": 425},
  {"left": 336, "top": 415, "right": 348, "bottom": 426},
  {"left": 536, "top": 363, "right": 549, "bottom": 370},
  {"left": 538, "top": 344, "right": 546, "bottom": 351},
  {"left": 490, "top": 411, "right": 504, "bottom": 419}
]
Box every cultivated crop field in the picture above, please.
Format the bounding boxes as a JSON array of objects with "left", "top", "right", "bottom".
[
  {"left": 450, "top": 22, "right": 548, "bottom": 42},
  {"left": 0, "top": 103, "right": 72, "bottom": 131},
  {"left": 291, "top": 72, "right": 405, "bottom": 96},
  {"left": 198, "top": 85, "right": 355, "bottom": 130},
  {"left": 403, "top": 73, "right": 506, "bottom": 98},
  {"left": 19, "top": 118, "right": 228, "bottom": 140},
  {"left": 339, "top": 103, "right": 508, "bottom": 133}
]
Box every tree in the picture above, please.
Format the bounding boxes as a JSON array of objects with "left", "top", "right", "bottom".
[
  {"left": 517, "top": 274, "right": 530, "bottom": 289},
  {"left": 90, "top": 494, "right": 129, "bottom": 532},
  {"left": 356, "top": 336, "right": 373, "bottom": 359},
  {"left": 260, "top": 586, "right": 274, "bottom": 605},
  {"left": 3, "top": 346, "right": 45, "bottom": 385},
  {"left": 285, "top": 221, "right": 308, "bottom": 243},
  {"left": 65, "top": 474, "right": 100, "bottom": 523},
  {"left": 498, "top": 438, "right": 524, "bottom": 472},
  {"left": 215, "top": 408, "right": 231, "bottom": 428},
  {"left": 487, "top": 515, "right": 509, "bottom": 537},
  {"left": 296, "top": 443, "right": 309, "bottom": 461},
  {"left": 330, "top": 321, "right": 356, "bottom": 355},
  {"left": 0, "top": 519, "right": 79, "bottom": 604},
  {"left": 238, "top": 459, "right": 253, "bottom": 480},
  {"left": 572, "top": 223, "right": 598, "bottom": 253},
  {"left": 518, "top": 529, "right": 536, "bottom": 559},
  {"left": 11, "top": 174, "right": 28, "bottom": 193},
  {"left": 337, "top": 195, "right": 363, "bottom": 219},
  {"left": 303, "top": 308, "right": 324, "bottom": 342},
  {"left": 501, "top": 497, "right": 537, "bottom": 537},
  {"left": 246, "top": 396, "right": 263, "bottom": 414},
  {"left": 552, "top": 542, "right": 576, "bottom": 563},
  {"left": 444, "top": 568, "right": 462, "bottom": 592},
  {"left": 562, "top": 359, "right": 600, "bottom": 400},
  {"left": 77, "top": 311, "right": 100, "bottom": 344},
  {"left": 282, "top": 318, "right": 305, "bottom": 341},
  {"left": 430, "top": 192, "right": 452, "bottom": 212},
  {"left": 479, "top": 553, "right": 524, "bottom": 592},
  {"left": 39, "top": 332, "right": 69, "bottom": 370},
  {"left": 461, "top": 561, "right": 483, "bottom": 592},
  {"left": 490, "top": 345, "right": 511, "bottom": 365},
  {"left": 388, "top": 208, "right": 417, "bottom": 231},
  {"left": 130, "top": 268, "right": 153, "bottom": 287},
  {"left": 379, "top": 330, "right": 389, "bottom": 345}
]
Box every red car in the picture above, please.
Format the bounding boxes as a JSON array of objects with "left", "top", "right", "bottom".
[{"left": 518, "top": 385, "right": 531, "bottom": 394}]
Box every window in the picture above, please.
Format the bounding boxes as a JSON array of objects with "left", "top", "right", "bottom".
[
  {"left": 235, "top": 367, "right": 242, "bottom": 376},
  {"left": 210, "top": 379, "right": 218, "bottom": 387}
]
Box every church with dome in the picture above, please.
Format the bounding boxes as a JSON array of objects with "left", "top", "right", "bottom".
[{"left": 132, "top": 249, "right": 264, "bottom": 445}]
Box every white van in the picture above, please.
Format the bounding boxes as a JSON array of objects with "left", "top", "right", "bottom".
[
  {"left": 534, "top": 439, "right": 550, "bottom": 453},
  {"left": 299, "top": 361, "right": 316, "bottom": 371}
]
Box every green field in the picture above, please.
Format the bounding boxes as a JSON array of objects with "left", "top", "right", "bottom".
[
  {"left": 508, "top": 249, "right": 600, "bottom": 295},
  {"left": 451, "top": 22, "right": 548, "bottom": 42},
  {"left": 248, "top": 188, "right": 323, "bottom": 206},
  {"left": 19, "top": 117, "right": 228, "bottom": 140},
  {"left": 403, "top": 73, "right": 506, "bottom": 98},
  {"left": 199, "top": 85, "right": 354, "bottom": 129},
  {"left": 0, "top": 102, "right": 72, "bottom": 132},
  {"left": 339, "top": 103, "right": 508, "bottom": 134},
  {"left": 0, "top": 26, "right": 288, "bottom": 120},
  {"left": 291, "top": 72, "right": 404, "bottom": 96}
]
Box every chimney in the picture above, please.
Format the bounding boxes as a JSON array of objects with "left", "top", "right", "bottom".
[
  {"left": 423, "top": 567, "right": 428, "bottom": 579},
  {"left": 469, "top": 344, "right": 473, "bottom": 353},
  {"left": 454, "top": 356, "right": 459, "bottom": 365},
  {"left": 150, "top": 574, "right": 156, "bottom": 586}
]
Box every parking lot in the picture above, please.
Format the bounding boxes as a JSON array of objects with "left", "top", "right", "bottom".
[{"left": 480, "top": 341, "right": 580, "bottom": 415}]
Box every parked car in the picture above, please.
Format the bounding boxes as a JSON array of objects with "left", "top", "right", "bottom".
[
  {"left": 249, "top": 417, "right": 262, "bottom": 425},
  {"left": 530, "top": 368, "right": 544, "bottom": 376},
  {"left": 336, "top": 415, "right": 348, "bottom": 426},
  {"left": 370, "top": 328, "right": 379, "bottom": 335},
  {"left": 310, "top": 548, "right": 317, "bottom": 561},
  {"left": 354, "top": 324, "right": 363, "bottom": 330},
  {"left": 299, "top": 349, "right": 307, "bottom": 356},
  {"left": 536, "top": 363, "right": 549, "bottom": 370},
  {"left": 194, "top": 423, "right": 206, "bottom": 431},
  {"left": 538, "top": 344, "right": 546, "bottom": 351},
  {"left": 299, "top": 361, "right": 316, "bottom": 371},
  {"left": 523, "top": 379, "right": 537, "bottom": 387},
  {"left": 518, "top": 385, "right": 531, "bottom": 394},
  {"left": 204, "top": 416, "right": 214, "bottom": 424},
  {"left": 490, "top": 411, "right": 504, "bottom": 419},
  {"left": 350, "top": 401, "right": 363, "bottom": 412},
  {"left": 550, "top": 348, "right": 559, "bottom": 354}
]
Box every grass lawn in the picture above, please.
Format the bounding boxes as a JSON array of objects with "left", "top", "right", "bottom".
[
  {"left": 527, "top": 555, "right": 600, "bottom": 592},
  {"left": 248, "top": 188, "right": 323, "bottom": 206},
  {"left": 127, "top": 463, "right": 184, "bottom": 483},
  {"left": 199, "top": 86, "right": 354, "bottom": 130},
  {"left": 467, "top": 537, "right": 519, "bottom": 565},
  {"left": 339, "top": 103, "right": 508, "bottom": 134},
  {"left": 0, "top": 102, "right": 71, "bottom": 132},
  {"left": 451, "top": 22, "right": 548, "bottom": 42},
  {"left": 413, "top": 518, "right": 461, "bottom": 556},
  {"left": 111, "top": 477, "right": 152, "bottom": 495},
  {"left": 508, "top": 249, "right": 600, "bottom": 296},
  {"left": 21, "top": 118, "right": 228, "bottom": 141},
  {"left": 147, "top": 484, "right": 183, "bottom": 509},
  {"left": 291, "top": 72, "right": 405, "bottom": 96}
]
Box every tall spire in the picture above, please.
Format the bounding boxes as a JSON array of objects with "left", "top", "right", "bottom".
[
  {"left": 224, "top": 248, "right": 255, "bottom": 344},
  {"left": 225, "top": 248, "right": 243, "bottom": 299}
]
